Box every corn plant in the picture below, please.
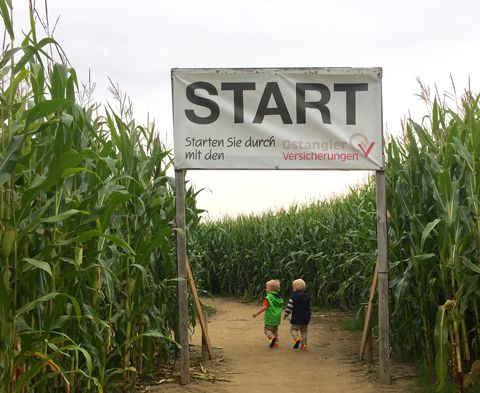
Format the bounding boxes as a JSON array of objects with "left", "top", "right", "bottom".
[
  {"left": 387, "top": 91, "right": 480, "bottom": 391},
  {"left": 0, "top": 2, "right": 201, "bottom": 392}
]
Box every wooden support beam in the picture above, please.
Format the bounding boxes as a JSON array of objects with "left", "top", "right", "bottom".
[
  {"left": 359, "top": 260, "right": 378, "bottom": 360},
  {"left": 363, "top": 305, "right": 373, "bottom": 365},
  {"left": 186, "top": 256, "right": 213, "bottom": 360},
  {"left": 202, "top": 311, "right": 210, "bottom": 363}
]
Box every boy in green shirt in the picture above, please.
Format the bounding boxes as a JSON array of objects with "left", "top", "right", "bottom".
[{"left": 252, "top": 279, "right": 284, "bottom": 348}]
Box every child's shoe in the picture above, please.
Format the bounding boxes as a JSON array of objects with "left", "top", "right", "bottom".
[
  {"left": 269, "top": 336, "right": 277, "bottom": 348},
  {"left": 293, "top": 337, "right": 301, "bottom": 349},
  {"left": 300, "top": 344, "right": 307, "bottom": 351}
]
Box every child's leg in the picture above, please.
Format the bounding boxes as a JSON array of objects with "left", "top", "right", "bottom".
[
  {"left": 264, "top": 325, "right": 276, "bottom": 340},
  {"left": 290, "top": 324, "right": 301, "bottom": 340},
  {"left": 300, "top": 325, "right": 308, "bottom": 346},
  {"left": 290, "top": 324, "right": 302, "bottom": 348},
  {"left": 264, "top": 325, "right": 278, "bottom": 348},
  {"left": 272, "top": 326, "right": 279, "bottom": 347},
  {"left": 272, "top": 326, "right": 279, "bottom": 340}
]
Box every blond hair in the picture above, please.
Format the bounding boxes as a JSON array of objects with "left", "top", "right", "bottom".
[
  {"left": 292, "top": 279, "right": 306, "bottom": 292},
  {"left": 266, "top": 279, "right": 280, "bottom": 292}
]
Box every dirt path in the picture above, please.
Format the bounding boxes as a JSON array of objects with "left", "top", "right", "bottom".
[{"left": 149, "top": 298, "right": 414, "bottom": 393}]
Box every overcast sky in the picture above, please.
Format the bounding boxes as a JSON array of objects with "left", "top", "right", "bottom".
[{"left": 16, "top": 0, "right": 480, "bottom": 219}]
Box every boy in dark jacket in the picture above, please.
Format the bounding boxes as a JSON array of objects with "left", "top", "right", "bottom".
[{"left": 283, "top": 279, "right": 311, "bottom": 350}]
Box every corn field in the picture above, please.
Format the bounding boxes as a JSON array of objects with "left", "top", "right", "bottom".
[
  {"left": 387, "top": 91, "right": 480, "bottom": 390},
  {"left": 192, "top": 92, "right": 480, "bottom": 389},
  {"left": 0, "top": 2, "right": 201, "bottom": 392},
  {"left": 2, "top": 1, "right": 480, "bottom": 392},
  {"left": 192, "top": 184, "right": 377, "bottom": 308}
]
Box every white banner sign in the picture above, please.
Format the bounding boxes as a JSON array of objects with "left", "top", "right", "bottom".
[{"left": 172, "top": 68, "right": 383, "bottom": 170}]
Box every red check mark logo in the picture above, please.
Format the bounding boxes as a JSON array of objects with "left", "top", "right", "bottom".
[{"left": 358, "top": 142, "right": 375, "bottom": 158}]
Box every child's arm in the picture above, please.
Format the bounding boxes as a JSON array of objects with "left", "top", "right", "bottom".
[
  {"left": 252, "top": 304, "right": 268, "bottom": 318},
  {"left": 283, "top": 297, "right": 293, "bottom": 319},
  {"left": 252, "top": 299, "right": 269, "bottom": 318}
]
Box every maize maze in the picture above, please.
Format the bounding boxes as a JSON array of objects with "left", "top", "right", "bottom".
[{"left": 2, "top": 1, "right": 480, "bottom": 392}]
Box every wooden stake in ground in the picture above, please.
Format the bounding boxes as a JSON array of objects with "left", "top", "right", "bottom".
[
  {"left": 202, "top": 311, "right": 210, "bottom": 363},
  {"left": 186, "top": 256, "right": 213, "bottom": 360},
  {"left": 359, "top": 260, "right": 379, "bottom": 361},
  {"left": 363, "top": 305, "right": 373, "bottom": 365}
]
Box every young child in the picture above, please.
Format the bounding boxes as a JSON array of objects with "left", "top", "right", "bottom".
[
  {"left": 283, "top": 279, "right": 311, "bottom": 350},
  {"left": 252, "top": 279, "right": 284, "bottom": 348}
]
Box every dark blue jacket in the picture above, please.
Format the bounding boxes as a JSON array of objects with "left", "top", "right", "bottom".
[{"left": 285, "top": 291, "right": 311, "bottom": 325}]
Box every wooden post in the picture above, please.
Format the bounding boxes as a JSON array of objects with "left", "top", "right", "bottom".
[
  {"left": 202, "top": 311, "right": 209, "bottom": 363},
  {"left": 175, "top": 169, "right": 190, "bottom": 384},
  {"left": 375, "top": 170, "right": 390, "bottom": 384}
]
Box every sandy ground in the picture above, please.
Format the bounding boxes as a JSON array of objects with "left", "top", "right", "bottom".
[{"left": 147, "top": 297, "right": 415, "bottom": 393}]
